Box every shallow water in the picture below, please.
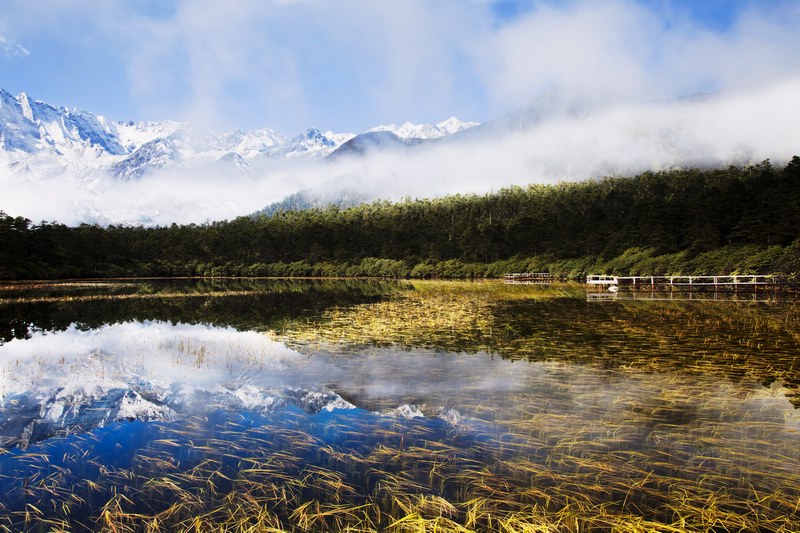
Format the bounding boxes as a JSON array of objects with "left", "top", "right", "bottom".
[{"left": 0, "top": 279, "right": 798, "bottom": 531}]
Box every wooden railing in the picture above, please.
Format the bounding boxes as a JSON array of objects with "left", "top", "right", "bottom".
[{"left": 587, "top": 274, "right": 778, "bottom": 291}]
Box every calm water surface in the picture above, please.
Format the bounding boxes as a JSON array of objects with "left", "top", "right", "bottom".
[{"left": 0, "top": 279, "right": 798, "bottom": 532}]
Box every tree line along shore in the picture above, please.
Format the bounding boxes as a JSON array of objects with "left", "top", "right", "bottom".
[{"left": 2, "top": 157, "right": 799, "bottom": 282}]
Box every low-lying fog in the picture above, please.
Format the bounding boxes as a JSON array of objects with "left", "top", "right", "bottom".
[{"left": 7, "top": 77, "right": 800, "bottom": 227}]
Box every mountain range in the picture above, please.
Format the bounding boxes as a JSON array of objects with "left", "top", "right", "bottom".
[{"left": 0, "top": 87, "right": 478, "bottom": 184}]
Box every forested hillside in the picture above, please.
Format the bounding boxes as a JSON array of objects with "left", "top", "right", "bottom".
[{"left": 2, "top": 157, "right": 800, "bottom": 280}]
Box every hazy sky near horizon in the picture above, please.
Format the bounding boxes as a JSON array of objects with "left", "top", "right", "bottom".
[{"left": 1, "top": 0, "right": 798, "bottom": 135}]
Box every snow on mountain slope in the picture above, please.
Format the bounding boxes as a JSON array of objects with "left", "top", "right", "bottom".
[
  {"left": 0, "top": 87, "right": 483, "bottom": 224},
  {"left": 1, "top": 89, "right": 126, "bottom": 156},
  {"left": 326, "top": 130, "right": 424, "bottom": 160},
  {"left": 368, "top": 117, "right": 478, "bottom": 139},
  {"left": 0, "top": 88, "right": 472, "bottom": 188},
  {"left": 0, "top": 89, "right": 319, "bottom": 183},
  {"left": 17, "top": 83, "right": 798, "bottom": 230},
  {"left": 0, "top": 90, "right": 44, "bottom": 153},
  {"left": 282, "top": 128, "right": 356, "bottom": 160}
]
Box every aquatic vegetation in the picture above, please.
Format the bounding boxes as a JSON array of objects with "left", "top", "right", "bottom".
[
  {"left": 277, "top": 280, "right": 584, "bottom": 353},
  {"left": 0, "top": 278, "right": 408, "bottom": 345},
  {"left": 2, "top": 375, "right": 799, "bottom": 532},
  {"left": 279, "top": 281, "right": 800, "bottom": 402},
  {"left": 1, "top": 280, "right": 800, "bottom": 531}
]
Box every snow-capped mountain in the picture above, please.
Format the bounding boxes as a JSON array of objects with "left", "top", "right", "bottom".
[
  {"left": 0, "top": 88, "right": 320, "bottom": 182},
  {"left": 367, "top": 117, "right": 479, "bottom": 139},
  {"left": 326, "top": 117, "right": 480, "bottom": 161},
  {"left": 0, "top": 87, "right": 481, "bottom": 224},
  {"left": 1, "top": 89, "right": 126, "bottom": 156},
  {"left": 282, "top": 128, "right": 356, "bottom": 159},
  {"left": 326, "top": 130, "right": 425, "bottom": 161},
  {"left": 0, "top": 88, "right": 476, "bottom": 185}
]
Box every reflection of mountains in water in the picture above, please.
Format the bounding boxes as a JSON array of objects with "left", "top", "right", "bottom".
[
  {"left": 0, "top": 352, "right": 467, "bottom": 451},
  {"left": 5, "top": 280, "right": 798, "bottom": 411},
  {"left": 0, "top": 320, "right": 470, "bottom": 451},
  {"left": 3, "top": 279, "right": 800, "bottom": 454},
  {"left": 0, "top": 381, "right": 462, "bottom": 451}
]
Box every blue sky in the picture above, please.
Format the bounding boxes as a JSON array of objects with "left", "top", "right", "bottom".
[{"left": 1, "top": 0, "right": 798, "bottom": 135}]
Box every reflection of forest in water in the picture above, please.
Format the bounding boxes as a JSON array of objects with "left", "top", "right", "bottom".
[
  {"left": 0, "top": 278, "right": 409, "bottom": 344},
  {"left": 272, "top": 281, "right": 800, "bottom": 408}
]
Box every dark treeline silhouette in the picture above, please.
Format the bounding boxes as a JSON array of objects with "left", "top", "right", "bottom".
[{"left": 2, "top": 157, "right": 800, "bottom": 280}]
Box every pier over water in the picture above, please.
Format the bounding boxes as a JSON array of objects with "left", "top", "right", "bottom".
[{"left": 586, "top": 274, "right": 779, "bottom": 292}]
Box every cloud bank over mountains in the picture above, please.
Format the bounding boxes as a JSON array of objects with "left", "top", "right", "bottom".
[
  {"left": 0, "top": 87, "right": 481, "bottom": 224},
  {"left": 2, "top": 77, "right": 799, "bottom": 227}
]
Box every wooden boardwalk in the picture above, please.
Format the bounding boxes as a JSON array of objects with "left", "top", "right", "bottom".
[{"left": 587, "top": 274, "right": 778, "bottom": 292}]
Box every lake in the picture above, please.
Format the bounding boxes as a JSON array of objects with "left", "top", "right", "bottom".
[{"left": 1, "top": 279, "right": 799, "bottom": 532}]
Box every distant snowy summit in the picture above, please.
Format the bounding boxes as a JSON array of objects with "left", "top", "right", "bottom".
[
  {"left": 367, "top": 117, "right": 479, "bottom": 139},
  {"left": 0, "top": 87, "right": 479, "bottom": 183}
]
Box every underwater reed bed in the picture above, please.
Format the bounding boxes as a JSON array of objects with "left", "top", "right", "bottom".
[
  {"left": 276, "top": 280, "right": 584, "bottom": 353},
  {"left": 277, "top": 280, "right": 800, "bottom": 404},
  {"left": 1, "top": 360, "right": 799, "bottom": 532}
]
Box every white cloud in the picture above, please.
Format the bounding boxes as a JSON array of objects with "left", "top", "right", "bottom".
[
  {"left": 3, "top": 76, "right": 799, "bottom": 227},
  {"left": 0, "top": 35, "right": 29, "bottom": 58},
  {"left": 475, "top": 0, "right": 800, "bottom": 114},
  {"left": 119, "top": 0, "right": 493, "bottom": 132},
  {"left": 477, "top": 0, "right": 660, "bottom": 111},
  {"left": 3, "top": 0, "right": 800, "bottom": 133},
  {"left": 652, "top": 2, "right": 800, "bottom": 95},
  {"left": 3, "top": 0, "right": 800, "bottom": 226}
]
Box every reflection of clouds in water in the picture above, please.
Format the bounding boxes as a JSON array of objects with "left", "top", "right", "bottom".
[
  {"left": 5, "top": 80, "right": 800, "bottom": 227},
  {"left": 0, "top": 321, "right": 308, "bottom": 449},
  {"left": 0, "top": 321, "right": 298, "bottom": 401},
  {"left": 1, "top": 319, "right": 798, "bottom": 455},
  {"left": 306, "top": 344, "right": 800, "bottom": 431},
  {"left": 2, "top": 320, "right": 797, "bottom": 425},
  {"left": 305, "top": 346, "right": 528, "bottom": 401}
]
